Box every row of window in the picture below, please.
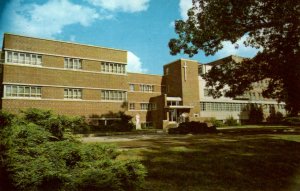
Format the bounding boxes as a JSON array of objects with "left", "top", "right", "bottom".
[
  {"left": 101, "top": 90, "right": 126, "bottom": 101},
  {"left": 200, "top": 102, "right": 249, "bottom": 112},
  {"left": 5, "top": 51, "right": 127, "bottom": 73},
  {"left": 129, "top": 84, "right": 154, "bottom": 92},
  {"left": 200, "top": 102, "right": 285, "bottom": 112},
  {"left": 4, "top": 85, "right": 127, "bottom": 101},
  {"left": 6, "top": 51, "right": 42, "bottom": 66},
  {"left": 129, "top": 103, "right": 157, "bottom": 110},
  {"left": 64, "top": 89, "right": 82, "bottom": 99},
  {"left": 64, "top": 58, "right": 82, "bottom": 69},
  {"left": 5, "top": 85, "right": 41, "bottom": 98},
  {"left": 101, "top": 62, "right": 126, "bottom": 74}
]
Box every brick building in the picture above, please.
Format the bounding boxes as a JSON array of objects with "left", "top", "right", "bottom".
[{"left": 0, "top": 33, "right": 286, "bottom": 129}]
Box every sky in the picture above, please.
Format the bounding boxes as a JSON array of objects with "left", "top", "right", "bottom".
[{"left": 0, "top": 0, "right": 259, "bottom": 75}]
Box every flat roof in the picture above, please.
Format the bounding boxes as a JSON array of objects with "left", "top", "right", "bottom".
[{"left": 4, "top": 32, "right": 127, "bottom": 53}]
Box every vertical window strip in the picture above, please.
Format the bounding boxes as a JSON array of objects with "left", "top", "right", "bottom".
[{"left": 6, "top": 51, "right": 42, "bottom": 66}]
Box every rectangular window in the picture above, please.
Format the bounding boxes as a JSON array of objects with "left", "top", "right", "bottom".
[
  {"left": 129, "top": 103, "right": 135, "bottom": 110},
  {"left": 64, "top": 89, "right": 82, "bottom": 99},
  {"left": 129, "top": 84, "right": 135, "bottom": 91},
  {"left": 151, "top": 103, "right": 156, "bottom": 110},
  {"left": 140, "top": 84, "right": 154, "bottom": 92},
  {"left": 5, "top": 85, "right": 41, "bottom": 98},
  {"left": 101, "top": 62, "right": 126, "bottom": 74},
  {"left": 101, "top": 90, "right": 126, "bottom": 101},
  {"left": 141, "top": 103, "right": 149, "bottom": 110},
  {"left": 6, "top": 51, "right": 42, "bottom": 66},
  {"left": 64, "top": 58, "right": 82, "bottom": 70}
]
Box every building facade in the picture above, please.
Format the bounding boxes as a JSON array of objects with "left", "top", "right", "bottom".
[{"left": 0, "top": 34, "right": 286, "bottom": 129}]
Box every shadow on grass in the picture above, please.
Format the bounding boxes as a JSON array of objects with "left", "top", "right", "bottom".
[{"left": 121, "top": 135, "right": 300, "bottom": 191}]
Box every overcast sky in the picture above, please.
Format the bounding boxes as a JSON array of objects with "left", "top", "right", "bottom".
[{"left": 0, "top": 0, "right": 259, "bottom": 74}]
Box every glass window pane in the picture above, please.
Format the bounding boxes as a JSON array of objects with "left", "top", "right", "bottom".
[
  {"left": 5, "top": 86, "right": 12, "bottom": 96},
  {"left": 64, "top": 58, "right": 68, "bottom": 68},
  {"left": 37, "top": 56, "right": 42, "bottom": 65},
  {"left": 7, "top": 52, "right": 12, "bottom": 62},
  {"left": 32, "top": 55, "right": 37, "bottom": 65},
  {"left": 25, "top": 54, "right": 30, "bottom": 64},
  {"left": 13, "top": 52, "right": 18, "bottom": 62},
  {"left": 25, "top": 87, "right": 30, "bottom": 97}
]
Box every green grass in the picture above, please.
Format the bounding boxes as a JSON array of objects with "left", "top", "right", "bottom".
[{"left": 113, "top": 133, "right": 300, "bottom": 191}]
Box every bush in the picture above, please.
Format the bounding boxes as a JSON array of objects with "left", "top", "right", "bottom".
[
  {"left": 0, "top": 111, "right": 15, "bottom": 128},
  {"left": 248, "top": 104, "right": 264, "bottom": 124},
  {"left": 1, "top": 109, "right": 146, "bottom": 191},
  {"left": 267, "top": 107, "right": 284, "bottom": 124},
  {"left": 168, "top": 121, "right": 217, "bottom": 134},
  {"left": 224, "top": 116, "right": 239, "bottom": 126},
  {"left": 283, "top": 117, "right": 300, "bottom": 126},
  {"left": 206, "top": 117, "right": 224, "bottom": 127},
  {"left": 21, "top": 108, "right": 89, "bottom": 137},
  {"left": 89, "top": 111, "right": 134, "bottom": 132}
]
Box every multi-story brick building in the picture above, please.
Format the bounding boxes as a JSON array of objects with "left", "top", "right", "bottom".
[{"left": 0, "top": 33, "right": 286, "bottom": 129}]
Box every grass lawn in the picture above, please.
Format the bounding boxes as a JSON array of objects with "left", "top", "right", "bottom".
[{"left": 86, "top": 129, "right": 300, "bottom": 191}]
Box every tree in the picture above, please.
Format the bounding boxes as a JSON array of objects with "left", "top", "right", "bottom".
[{"left": 169, "top": 0, "right": 300, "bottom": 116}]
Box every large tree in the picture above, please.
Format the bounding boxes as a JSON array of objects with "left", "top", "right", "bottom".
[{"left": 169, "top": 0, "right": 300, "bottom": 116}]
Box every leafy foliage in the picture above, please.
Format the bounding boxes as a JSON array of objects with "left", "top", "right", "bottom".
[
  {"left": 266, "top": 106, "right": 284, "bottom": 124},
  {"left": 0, "top": 109, "right": 146, "bottom": 191},
  {"left": 205, "top": 117, "right": 224, "bottom": 127},
  {"left": 283, "top": 117, "right": 300, "bottom": 126},
  {"left": 224, "top": 116, "right": 240, "bottom": 126},
  {"left": 90, "top": 111, "right": 134, "bottom": 132},
  {"left": 248, "top": 104, "right": 264, "bottom": 124},
  {"left": 169, "top": 0, "right": 300, "bottom": 115}
]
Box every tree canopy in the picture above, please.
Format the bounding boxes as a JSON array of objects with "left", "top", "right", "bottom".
[{"left": 169, "top": 0, "right": 300, "bottom": 115}]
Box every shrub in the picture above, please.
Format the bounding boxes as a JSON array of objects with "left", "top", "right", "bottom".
[
  {"left": 90, "top": 111, "right": 134, "bottom": 132},
  {"left": 168, "top": 121, "right": 217, "bottom": 134},
  {"left": 267, "top": 107, "right": 284, "bottom": 124},
  {"left": 283, "top": 117, "right": 300, "bottom": 126},
  {"left": 1, "top": 109, "right": 146, "bottom": 191},
  {"left": 224, "top": 116, "right": 239, "bottom": 126},
  {"left": 248, "top": 104, "right": 264, "bottom": 124},
  {"left": 0, "top": 111, "right": 15, "bottom": 128},
  {"left": 206, "top": 117, "right": 224, "bottom": 127}
]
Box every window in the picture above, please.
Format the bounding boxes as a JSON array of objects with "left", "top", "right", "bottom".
[
  {"left": 140, "top": 103, "right": 156, "bottom": 110},
  {"left": 141, "top": 103, "right": 149, "bottom": 110},
  {"left": 151, "top": 103, "right": 157, "bottom": 110},
  {"left": 101, "top": 90, "right": 126, "bottom": 101},
  {"left": 6, "top": 51, "right": 42, "bottom": 66},
  {"left": 140, "top": 84, "right": 154, "bottom": 92},
  {"left": 129, "top": 103, "right": 135, "bottom": 110},
  {"left": 129, "top": 84, "right": 135, "bottom": 91},
  {"left": 101, "top": 62, "right": 126, "bottom": 74},
  {"left": 64, "top": 89, "right": 82, "bottom": 99},
  {"left": 64, "top": 58, "right": 82, "bottom": 69},
  {"left": 5, "top": 85, "right": 41, "bottom": 98}
]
